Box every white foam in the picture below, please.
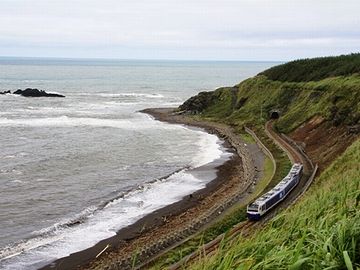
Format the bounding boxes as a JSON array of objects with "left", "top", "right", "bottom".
[
  {"left": 10, "top": 180, "right": 24, "bottom": 184},
  {"left": 161, "top": 102, "right": 183, "bottom": 107},
  {"left": 104, "top": 101, "right": 139, "bottom": 106},
  {"left": 0, "top": 94, "right": 21, "bottom": 98},
  {"left": 0, "top": 170, "right": 209, "bottom": 270},
  {"left": 191, "top": 131, "right": 223, "bottom": 167},
  {"left": 75, "top": 92, "right": 164, "bottom": 98},
  {"left": 12, "top": 169, "right": 23, "bottom": 175},
  {"left": 143, "top": 113, "right": 224, "bottom": 167},
  {"left": 3, "top": 155, "right": 16, "bottom": 159},
  {"left": 2, "top": 152, "right": 28, "bottom": 159},
  {"left": 99, "top": 93, "right": 164, "bottom": 98},
  {"left": 12, "top": 103, "right": 121, "bottom": 115},
  {"left": 0, "top": 116, "right": 180, "bottom": 130},
  {"left": 1, "top": 169, "right": 23, "bottom": 175},
  {"left": 47, "top": 91, "right": 62, "bottom": 95}
]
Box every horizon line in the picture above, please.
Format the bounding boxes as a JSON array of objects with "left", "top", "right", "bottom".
[{"left": 0, "top": 55, "right": 284, "bottom": 63}]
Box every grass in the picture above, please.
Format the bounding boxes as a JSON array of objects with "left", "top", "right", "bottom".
[
  {"left": 253, "top": 155, "right": 273, "bottom": 195},
  {"left": 190, "top": 138, "right": 360, "bottom": 270},
  {"left": 238, "top": 133, "right": 256, "bottom": 144},
  {"left": 197, "top": 75, "right": 360, "bottom": 134}
]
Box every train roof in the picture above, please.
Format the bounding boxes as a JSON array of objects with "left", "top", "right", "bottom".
[{"left": 248, "top": 163, "right": 302, "bottom": 208}]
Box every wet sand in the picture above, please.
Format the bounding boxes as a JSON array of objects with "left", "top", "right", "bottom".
[{"left": 41, "top": 108, "right": 264, "bottom": 270}]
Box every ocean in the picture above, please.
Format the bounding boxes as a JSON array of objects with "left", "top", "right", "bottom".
[{"left": 0, "top": 58, "right": 276, "bottom": 269}]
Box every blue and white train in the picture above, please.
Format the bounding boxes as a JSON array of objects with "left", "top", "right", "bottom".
[{"left": 247, "top": 163, "right": 303, "bottom": 221}]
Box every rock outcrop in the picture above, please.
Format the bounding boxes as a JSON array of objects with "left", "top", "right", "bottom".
[
  {"left": 0, "top": 90, "right": 11, "bottom": 95},
  {"left": 13, "top": 88, "right": 65, "bottom": 97},
  {"left": 179, "top": 91, "right": 216, "bottom": 114}
]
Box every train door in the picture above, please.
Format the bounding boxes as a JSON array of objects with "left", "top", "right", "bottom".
[{"left": 261, "top": 205, "right": 265, "bottom": 215}]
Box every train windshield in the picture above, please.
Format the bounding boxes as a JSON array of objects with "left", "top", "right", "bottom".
[{"left": 248, "top": 203, "right": 259, "bottom": 212}]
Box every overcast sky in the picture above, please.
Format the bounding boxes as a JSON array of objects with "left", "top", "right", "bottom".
[{"left": 0, "top": 0, "right": 359, "bottom": 61}]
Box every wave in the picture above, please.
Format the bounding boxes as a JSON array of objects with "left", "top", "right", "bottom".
[
  {"left": 9, "top": 103, "right": 126, "bottom": 116},
  {"left": 0, "top": 115, "right": 181, "bottom": 130},
  {"left": 0, "top": 114, "right": 223, "bottom": 168},
  {"left": 141, "top": 113, "right": 224, "bottom": 167},
  {"left": 2, "top": 152, "right": 28, "bottom": 160},
  {"left": 191, "top": 130, "right": 223, "bottom": 167},
  {"left": 0, "top": 168, "right": 212, "bottom": 270},
  {"left": 0, "top": 94, "right": 21, "bottom": 98},
  {"left": 26, "top": 167, "right": 187, "bottom": 240},
  {"left": 75, "top": 92, "right": 164, "bottom": 98},
  {"left": 99, "top": 93, "right": 164, "bottom": 98}
]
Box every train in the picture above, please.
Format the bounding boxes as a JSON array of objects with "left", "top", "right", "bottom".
[{"left": 247, "top": 163, "right": 303, "bottom": 221}]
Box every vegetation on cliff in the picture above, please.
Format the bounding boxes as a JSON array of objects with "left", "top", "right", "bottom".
[
  {"left": 180, "top": 55, "right": 360, "bottom": 134},
  {"left": 176, "top": 54, "right": 360, "bottom": 269},
  {"left": 259, "top": 53, "right": 360, "bottom": 82}
]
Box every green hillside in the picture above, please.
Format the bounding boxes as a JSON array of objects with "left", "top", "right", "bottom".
[
  {"left": 175, "top": 54, "right": 360, "bottom": 269},
  {"left": 180, "top": 59, "right": 360, "bottom": 134}
]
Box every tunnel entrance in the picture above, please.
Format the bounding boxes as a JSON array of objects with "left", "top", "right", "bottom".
[{"left": 270, "top": 110, "right": 280, "bottom": 119}]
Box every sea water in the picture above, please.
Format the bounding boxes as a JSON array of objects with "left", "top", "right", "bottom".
[{"left": 0, "top": 58, "right": 276, "bottom": 269}]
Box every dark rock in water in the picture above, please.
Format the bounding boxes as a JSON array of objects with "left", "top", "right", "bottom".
[
  {"left": 13, "top": 88, "right": 65, "bottom": 97},
  {"left": 13, "top": 89, "right": 22, "bottom": 94},
  {"left": 0, "top": 90, "right": 11, "bottom": 95}
]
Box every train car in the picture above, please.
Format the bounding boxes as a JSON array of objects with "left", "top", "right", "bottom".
[{"left": 247, "top": 163, "right": 303, "bottom": 221}]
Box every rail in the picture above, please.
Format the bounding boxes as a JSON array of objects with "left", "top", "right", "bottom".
[{"left": 291, "top": 164, "right": 318, "bottom": 206}]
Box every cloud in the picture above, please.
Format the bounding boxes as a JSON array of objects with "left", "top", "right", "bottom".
[{"left": 0, "top": 0, "right": 359, "bottom": 60}]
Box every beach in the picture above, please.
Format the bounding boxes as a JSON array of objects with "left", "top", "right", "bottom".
[{"left": 40, "top": 108, "right": 265, "bottom": 270}]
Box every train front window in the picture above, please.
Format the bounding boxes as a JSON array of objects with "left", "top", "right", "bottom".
[{"left": 248, "top": 203, "right": 259, "bottom": 212}]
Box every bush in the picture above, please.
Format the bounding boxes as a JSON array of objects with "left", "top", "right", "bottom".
[{"left": 259, "top": 53, "right": 360, "bottom": 82}]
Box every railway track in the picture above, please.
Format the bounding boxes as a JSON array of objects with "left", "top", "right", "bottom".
[
  {"left": 264, "top": 121, "right": 313, "bottom": 173},
  {"left": 167, "top": 121, "right": 317, "bottom": 269}
]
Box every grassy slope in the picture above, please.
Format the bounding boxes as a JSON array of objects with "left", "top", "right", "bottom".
[
  {"left": 200, "top": 75, "right": 360, "bottom": 133},
  {"left": 175, "top": 54, "right": 360, "bottom": 269},
  {"left": 192, "top": 138, "right": 360, "bottom": 270}
]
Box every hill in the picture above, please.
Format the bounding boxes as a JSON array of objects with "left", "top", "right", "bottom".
[
  {"left": 174, "top": 54, "right": 360, "bottom": 269},
  {"left": 179, "top": 55, "right": 360, "bottom": 170}
]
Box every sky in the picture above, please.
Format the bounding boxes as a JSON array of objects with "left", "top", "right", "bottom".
[{"left": 0, "top": 0, "right": 359, "bottom": 61}]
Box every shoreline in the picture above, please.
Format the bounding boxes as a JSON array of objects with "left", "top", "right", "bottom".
[{"left": 40, "top": 107, "right": 264, "bottom": 270}]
